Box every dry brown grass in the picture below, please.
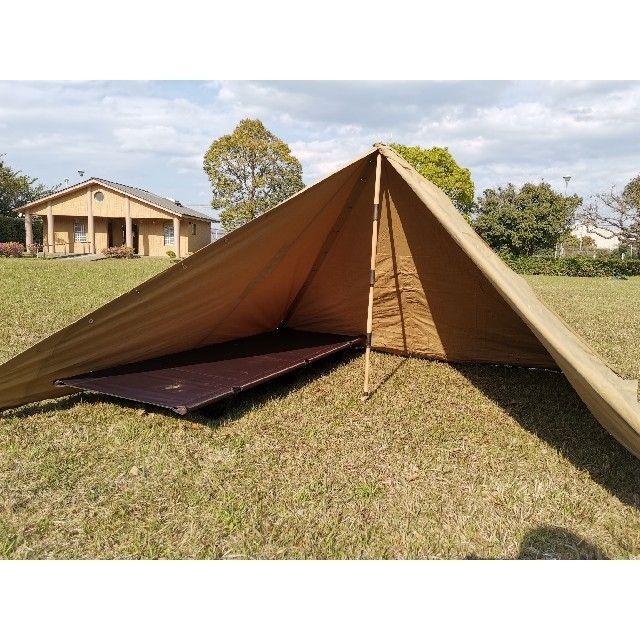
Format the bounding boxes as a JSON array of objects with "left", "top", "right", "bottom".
[{"left": 1, "top": 262, "right": 639, "bottom": 559}]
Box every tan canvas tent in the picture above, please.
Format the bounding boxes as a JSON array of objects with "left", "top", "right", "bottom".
[{"left": 1, "top": 143, "right": 639, "bottom": 458}]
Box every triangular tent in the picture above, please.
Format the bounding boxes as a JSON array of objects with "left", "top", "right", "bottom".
[{"left": 1, "top": 143, "right": 639, "bottom": 458}]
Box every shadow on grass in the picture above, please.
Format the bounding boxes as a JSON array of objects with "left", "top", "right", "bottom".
[
  {"left": 365, "top": 357, "right": 408, "bottom": 400},
  {"left": 1, "top": 393, "right": 105, "bottom": 418},
  {"left": 517, "top": 525, "right": 608, "bottom": 559},
  {"left": 453, "top": 363, "right": 640, "bottom": 511},
  {"left": 466, "top": 525, "right": 608, "bottom": 559}
]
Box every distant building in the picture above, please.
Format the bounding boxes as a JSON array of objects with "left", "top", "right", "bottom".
[
  {"left": 15, "top": 178, "right": 215, "bottom": 258},
  {"left": 211, "top": 227, "right": 226, "bottom": 241},
  {"left": 571, "top": 225, "right": 619, "bottom": 250}
]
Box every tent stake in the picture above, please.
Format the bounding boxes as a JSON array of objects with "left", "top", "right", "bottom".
[{"left": 362, "top": 153, "right": 382, "bottom": 400}]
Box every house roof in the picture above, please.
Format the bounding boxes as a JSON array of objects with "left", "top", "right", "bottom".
[{"left": 15, "top": 177, "right": 215, "bottom": 222}]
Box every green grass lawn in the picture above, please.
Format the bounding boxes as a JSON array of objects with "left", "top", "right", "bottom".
[
  {"left": 1, "top": 259, "right": 639, "bottom": 559},
  {"left": 524, "top": 274, "right": 640, "bottom": 382}
]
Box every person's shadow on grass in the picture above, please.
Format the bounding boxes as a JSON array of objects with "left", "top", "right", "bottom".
[
  {"left": 517, "top": 525, "right": 608, "bottom": 559},
  {"left": 465, "top": 525, "right": 608, "bottom": 559}
]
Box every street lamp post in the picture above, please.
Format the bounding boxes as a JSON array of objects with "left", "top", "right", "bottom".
[{"left": 559, "top": 176, "right": 572, "bottom": 258}]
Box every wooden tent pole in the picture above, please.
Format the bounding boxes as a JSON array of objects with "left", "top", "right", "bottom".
[{"left": 362, "top": 152, "right": 383, "bottom": 399}]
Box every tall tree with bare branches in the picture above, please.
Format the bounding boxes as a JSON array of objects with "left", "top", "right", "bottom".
[{"left": 579, "top": 175, "right": 640, "bottom": 251}]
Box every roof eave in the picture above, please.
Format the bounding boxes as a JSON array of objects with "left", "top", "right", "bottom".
[{"left": 13, "top": 178, "right": 211, "bottom": 221}]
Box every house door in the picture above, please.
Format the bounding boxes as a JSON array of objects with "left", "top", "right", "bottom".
[
  {"left": 133, "top": 224, "right": 139, "bottom": 254},
  {"left": 107, "top": 222, "right": 113, "bottom": 248}
]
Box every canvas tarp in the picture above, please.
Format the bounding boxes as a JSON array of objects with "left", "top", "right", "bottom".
[{"left": 1, "top": 143, "right": 639, "bottom": 458}]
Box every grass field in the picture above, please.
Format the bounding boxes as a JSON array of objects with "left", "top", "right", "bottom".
[{"left": 1, "top": 258, "right": 639, "bottom": 559}]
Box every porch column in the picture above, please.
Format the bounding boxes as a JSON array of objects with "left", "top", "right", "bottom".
[
  {"left": 87, "top": 187, "right": 95, "bottom": 254},
  {"left": 173, "top": 217, "right": 181, "bottom": 258},
  {"left": 25, "top": 210, "right": 33, "bottom": 248},
  {"left": 125, "top": 196, "right": 133, "bottom": 249},
  {"left": 46, "top": 202, "right": 54, "bottom": 253}
]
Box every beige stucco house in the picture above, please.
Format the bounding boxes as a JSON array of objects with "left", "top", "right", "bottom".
[{"left": 15, "top": 178, "right": 214, "bottom": 258}]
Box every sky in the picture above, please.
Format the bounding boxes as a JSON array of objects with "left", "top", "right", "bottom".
[
  {"left": 2, "top": 79, "right": 638, "bottom": 224},
  {"left": 2, "top": 3, "right": 639, "bottom": 226}
]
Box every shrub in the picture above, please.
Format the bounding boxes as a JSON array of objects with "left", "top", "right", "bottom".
[
  {"left": 500, "top": 253, "right": 640, "bottom": 277},
  {"left": 0, "top": 241, "right": 26, "bottom": 257},
  {"left": 166, "top": 250, "right": 176, "bottom": 259},
  {"left": 101, "top": 246, "right": 135, "bottom": 259},
  {"left": 27, "top": 242, "right": 43, "bottom": 256}
]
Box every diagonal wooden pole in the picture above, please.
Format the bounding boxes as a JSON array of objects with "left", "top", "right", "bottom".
[{"left": 362, "top": 152, "right": 382, "bottom": 400}]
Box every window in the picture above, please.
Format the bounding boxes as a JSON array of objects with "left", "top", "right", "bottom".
[
  {"left": 74, "top": 219, "right": 87, "bottom": 243},
  {"left": 93, "top": 191, "right": 104, "bottom": 202},
  {"left": 191, "top": 223, "right": 197, "bottom": 235},
  {"left": 164, "top": 222, "right": 174, "bottom": 246}
]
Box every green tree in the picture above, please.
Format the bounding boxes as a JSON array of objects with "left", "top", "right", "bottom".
[
  {"left": 203, "top": 119, "right": 305, "bottom": 232},
  {"left": 390, "top": 143, "right": 475, "bottom": 216},
  {"left": 579, "top": 174, "right": 640, "bottom": 251},
  {"left": 0, "top": 155, "right": 58, "bottom": 243},
  {"left": 473, "top": 181, "right": 582, "bottom": 256},
  {"left": 0, "top": 155, "right": 59, "bottom": 217}
]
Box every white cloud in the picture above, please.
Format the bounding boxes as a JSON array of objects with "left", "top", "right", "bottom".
[{"left": 1, "top": 80, "right": 639, "bottom": 205}]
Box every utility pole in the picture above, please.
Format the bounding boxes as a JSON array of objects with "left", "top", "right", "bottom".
[{"left": 560, "top": 176, "right": 571, "bottom": 258}]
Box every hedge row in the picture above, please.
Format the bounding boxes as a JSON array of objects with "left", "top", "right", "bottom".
[
  {"left": 0, "top": 216, "right": 43, "bottom": 244},
  {"left": 501, "top": 254, "right": 640, "bottom": 277}
]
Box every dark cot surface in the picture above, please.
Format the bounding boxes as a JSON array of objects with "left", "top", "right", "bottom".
[{"left": 56, "top": 329, "right": 364, "bottom": 414}]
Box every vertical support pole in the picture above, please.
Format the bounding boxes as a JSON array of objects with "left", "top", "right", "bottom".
[
  {"left": 46, "top": 202, "right": 54, "bottom": 254},
  {"left": 173, "top": 217, "right": 181, "bottom": 258},
  {"left": 87, "top": 187, "right": 95, "bottom": 254},
  {"left": 362, "top": 153, "right": 382, "bottom": 399},
  {"left": 25, "top": 210, "right": 33, "bottom": 248},
  {"left": 125, "top": 196, "right": 133, "bottom": 249}
]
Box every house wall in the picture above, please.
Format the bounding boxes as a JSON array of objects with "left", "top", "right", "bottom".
[
  {"left": 135, "top": 219, "right": 211, "bottom": 257},
  {"left": 95, "top": 218, "right": 110, "bottom": 251},
  {"left": 29, "top": 191, "right": 87, "bottom": 218},
  {"left": 138, "top": 219, "right": 170, "bottom": 257},
  {"left": 46, "top": 218, "right": 72, "bottom": 254},
  {"left": 187, "top": 220, "right": 211, "bottom": 254},
  {"left": 42, "top": 217, "right": 94, "bottom": 254},
  {"left": 94, "top": 189, "right": 125, "bottom": 218},
  {"left": 42, "top": 216, "right": 89, "bottom": 253}
]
